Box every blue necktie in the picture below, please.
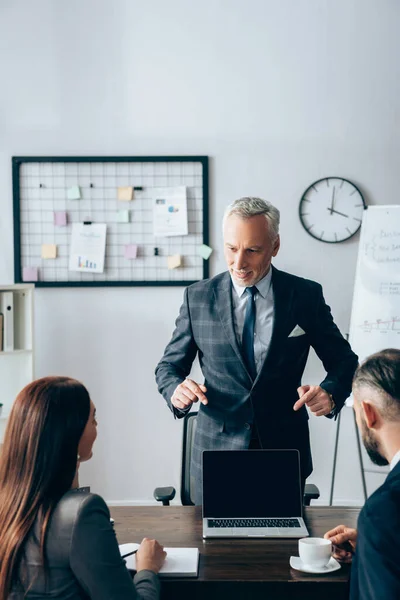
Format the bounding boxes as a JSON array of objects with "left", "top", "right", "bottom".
[{"left": 242, "top": 286, "right": 257, "bottom": 379}]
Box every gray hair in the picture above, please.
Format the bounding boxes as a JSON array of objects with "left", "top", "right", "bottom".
[
  {"left": 223, "top": 197, "right": 280, "bottom": 239},
  {"left": 353, "top": 349, "right": 400, "bottom": 421}
]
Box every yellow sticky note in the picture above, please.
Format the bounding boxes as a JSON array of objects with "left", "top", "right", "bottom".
[
  {"left": 167, "top": 254, "right": 182, "bottom": 269},
  {"left": 42, "top": 244, "right": 57, "bottom": 259},
  {"left": 118, "top": 186, "right": 134, "bottom": 201}
]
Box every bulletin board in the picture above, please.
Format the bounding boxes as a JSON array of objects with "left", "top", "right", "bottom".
[{"left": 12, "top": 156, "right": 209, "bottom": 287}]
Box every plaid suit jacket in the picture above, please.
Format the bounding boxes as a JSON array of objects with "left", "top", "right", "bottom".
[{"left": 156, "top": 267, "right": 358, "bottom": 504}]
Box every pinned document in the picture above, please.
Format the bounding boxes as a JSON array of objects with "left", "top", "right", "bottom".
[
  {"left": 167, "top": 254, "right": 182, "bottom": 269},
  {"left": 22, "top": 266, "right": 39, "bottom": 282},
  {"left": 116, "top": 210, "right": 130, "bottom": 223},
  {"left": 199, "top": 244, "right": 213, "bottom": 260},
  {"left": 68, "top": 223, "right": 106, "bottom": 274},
  {"left": 67, "top": 186, "right": 81, "bottom": 200},
  {"left": 54, "top": 211, "right": 67, "bottom": 227},
  {"left": 124, "top": 244, "right": 138, "bottom": 259},
  {"left": 42, "top": 244, "right": 57, "bottom": 259},
  {"left": 153, "top": 186, "right": 188, "bottom": 237},
  {"left": 118, "top": 186, "right": 134, "bottom": 201}
]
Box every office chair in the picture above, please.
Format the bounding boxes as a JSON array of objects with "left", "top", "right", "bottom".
[{"left": 154, "top": 412, "right": 320, "bottom": 506}]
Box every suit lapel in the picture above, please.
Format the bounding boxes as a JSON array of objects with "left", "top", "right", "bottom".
[
  {"left": 255, "top": 266, "right": 294, "bottom": 380},
  {"left": 213, "top": 268, "right": 295, "bottom": 384},
  {"left": 213, "top": 272, "right": 251, "bottom": 378}
]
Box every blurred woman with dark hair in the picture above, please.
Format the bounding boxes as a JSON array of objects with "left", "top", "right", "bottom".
[{"left": 0, "top": 376, "right": 165, "bottom": 600}]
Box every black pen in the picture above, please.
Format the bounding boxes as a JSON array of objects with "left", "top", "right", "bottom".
[{"left": 122, "top": 549, "right": 138, "bottom": 559}]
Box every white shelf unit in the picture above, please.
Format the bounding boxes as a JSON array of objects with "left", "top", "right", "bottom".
[{"left": 0, "top": 284, "right": 34, "bottom": 442}]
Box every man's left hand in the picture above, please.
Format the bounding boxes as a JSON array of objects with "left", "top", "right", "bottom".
[{"left": 293, "top": 385, "right": 334, "bottom": 416}]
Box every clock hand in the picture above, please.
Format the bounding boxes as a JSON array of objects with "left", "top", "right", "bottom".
[
  {"left": 326, "top": 208, "right": 349, "bottom": 218},
  {"left": 328, "top": 186, "right": 336, "bottom": 215}
]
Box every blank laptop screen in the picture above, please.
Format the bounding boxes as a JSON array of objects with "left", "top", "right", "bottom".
[{"left": 202, "top": 450, "right": 302, "bottom": 518}]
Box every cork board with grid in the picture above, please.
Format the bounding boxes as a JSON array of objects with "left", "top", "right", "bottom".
[{"left": 12, "top": 156, "right": 209, "bottom": 287}]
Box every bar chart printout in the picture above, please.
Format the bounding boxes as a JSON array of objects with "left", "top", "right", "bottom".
[
  {"left": 69, "top": 224, "right": 107, "bottom": 274},
  {"left": 348, "top": 205, "right": 400, "bottom": 406}
]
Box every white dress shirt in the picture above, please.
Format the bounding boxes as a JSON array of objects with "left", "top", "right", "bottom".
[
  {"left": 390, "top": 449, "right": 400, "bottom": 471},
  {"left": 231, "top": 269, "right": 274, "bottom": 375}
]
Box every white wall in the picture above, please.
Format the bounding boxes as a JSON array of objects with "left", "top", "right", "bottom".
[{"left": 1, "top": 0, "right": 399, "bottom": 504}]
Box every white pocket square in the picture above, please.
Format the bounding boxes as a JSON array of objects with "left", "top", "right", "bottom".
[{"left": 288, "top": 324, "right": 306, "bottom": 338}]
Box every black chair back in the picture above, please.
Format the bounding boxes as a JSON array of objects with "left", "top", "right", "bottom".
[{"left": 154, "top": 411, "right": 320, "bottom": 506}]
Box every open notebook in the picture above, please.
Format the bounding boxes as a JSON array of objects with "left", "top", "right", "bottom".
[{"left": 119, "top": 543, "right": 199, "bottom": 578}]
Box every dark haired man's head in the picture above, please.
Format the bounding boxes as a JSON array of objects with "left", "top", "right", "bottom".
[{"left": 353, "top": 349, "right": 400, "bottom": 466}]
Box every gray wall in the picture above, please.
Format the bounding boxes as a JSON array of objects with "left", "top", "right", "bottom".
[{"left": 1, "top": 0, "right": 399, "bottom": 504}]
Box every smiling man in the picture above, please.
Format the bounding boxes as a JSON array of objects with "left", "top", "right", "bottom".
[{"left": 155, "top": 197, "right": 358, "bottom": 504}]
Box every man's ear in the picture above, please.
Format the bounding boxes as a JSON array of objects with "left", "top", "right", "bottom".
[
  {"left": 361, "top": 400, "right": 380, "bottom": 430},
  {"left": 272, "top": 235, "right": 280, "bottom": 257}
]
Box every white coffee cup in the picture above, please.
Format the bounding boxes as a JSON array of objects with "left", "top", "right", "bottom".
[{"left": 298, "top": 537, "right": 332, "bottom": 568}]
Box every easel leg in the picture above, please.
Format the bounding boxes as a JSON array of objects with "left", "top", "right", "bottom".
[
  {"left": 353, "top": 409, "right": 368, "bottom": 502},
  {"left": 329, "top": 411, "right": 341, "bottom": 506}
]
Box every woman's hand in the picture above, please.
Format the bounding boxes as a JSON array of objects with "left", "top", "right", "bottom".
[{"left": 136, "top": 538, "right": 166, "bottom": 574}]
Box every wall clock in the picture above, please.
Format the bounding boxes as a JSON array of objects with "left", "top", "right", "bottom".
[{"left": 299, "top": 177, "right": 366, "bottom": 243}]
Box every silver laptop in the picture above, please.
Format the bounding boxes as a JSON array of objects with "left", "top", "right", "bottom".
[{"left": 202, "top": 449, "right": 309, "bottom": 538}]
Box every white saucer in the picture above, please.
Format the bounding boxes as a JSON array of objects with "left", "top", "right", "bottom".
[{"left": 290, "top": 556, "right": 341, "bottom": 574}]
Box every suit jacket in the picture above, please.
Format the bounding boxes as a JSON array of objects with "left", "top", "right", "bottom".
[
  {"left": 350, "top": 461, "right": 400, "bottom": 600},
  {"left": 155, "top": 267, "right": 358, "bottom": 504},
  {"left": 10, "top": 491, "right": 159, "bottom": 600}
]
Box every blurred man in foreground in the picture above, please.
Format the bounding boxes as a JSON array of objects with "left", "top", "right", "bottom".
[{"left": 325, "top": 348, "right": 400, "bottom": 600}]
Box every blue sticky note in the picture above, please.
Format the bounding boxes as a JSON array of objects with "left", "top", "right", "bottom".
[
  {"left": 116, "top": 210, "right": 129, "bottom": 223},
  {"left": 199, "top": 244, "right": 213, "bottom": 260},
  {"left": 67, "top": 186, "right": 81, "bottom": 200}
]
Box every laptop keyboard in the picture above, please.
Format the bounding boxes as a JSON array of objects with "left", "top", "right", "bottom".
[{"left": 207, "top": 518, "right": 301, "bottom": 528}]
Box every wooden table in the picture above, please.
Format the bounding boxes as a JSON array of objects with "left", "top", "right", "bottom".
[{"left": 110, "top": 505, "right": 359, "bottom": 600}]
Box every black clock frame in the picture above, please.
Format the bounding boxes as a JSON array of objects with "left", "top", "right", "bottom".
[{"left": 299, "top": 176, "right": 367, "bottom": 244}]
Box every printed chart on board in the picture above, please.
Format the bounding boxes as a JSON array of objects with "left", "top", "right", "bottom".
[{"left": 349, "top": 205, "right": 400, "bottom": 365}]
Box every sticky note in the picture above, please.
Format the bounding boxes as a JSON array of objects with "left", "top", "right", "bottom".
[
  {"left": 67, "top": 186, "right": 81, "bottom": 200},
  {"left": 167, "top": 254, "right": 182, "bottom": 269},
  {"left": 118, "top": 186, "right": 134, "bottom": 201},
  {"left": 116, "top": 210, "right": 129, "bottom": 223},
  {"left": 22, "top": 266, "right": 38, "bottom": 282},
  {"left": 198, "top": 244, "right": 213, "bottom": 260},
  {"left": 42, "top": 244, "right": 57, "bottom": 259},
  {"left": 124, "top": 244, "right": 138, "bottom": 259},
  {"left": 54, "top": 211, "right": 67, "bottom": 226}
]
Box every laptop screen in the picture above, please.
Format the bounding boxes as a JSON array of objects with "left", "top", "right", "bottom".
[{"left": 202, "top": 450, "right": 302, "bottom": 518}]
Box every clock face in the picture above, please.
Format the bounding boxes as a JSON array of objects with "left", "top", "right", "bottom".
[{"left": 299, "top": 177, "right": 366, "bottom": 243}]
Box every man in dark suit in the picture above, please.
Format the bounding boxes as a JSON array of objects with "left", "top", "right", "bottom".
[
  {"left": 325, "top": 348, "right": 400, "bottom": 600},
  {"left": 155, "top": 197, "right": 358, "bottom": 504}
]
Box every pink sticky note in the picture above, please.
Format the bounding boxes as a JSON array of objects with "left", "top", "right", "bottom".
[
  {"left": 124, "top": 244, "right": 138, "bottom": 259},
  {"left": 22, "top": 266, "right": 38, "bottom": 282},
  {"left": 54, "top": 211, "right": 67, "bottom": 226}
]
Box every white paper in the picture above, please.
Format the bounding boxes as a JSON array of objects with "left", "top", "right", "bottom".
[
  {"left": 68, "top": 223, "right": 107, "bottom": 274},
  {"left": 153, "top": 186, "right": 188, "bottom": 237},
  {"left": 348, "top": 205, "right": 400, "bottom": 406},
  {"left": 119, "top": 543, "right": 199, "bottom": 577},
  {"left": 0, "top": 292, "right": 14, "bottom": 351}
]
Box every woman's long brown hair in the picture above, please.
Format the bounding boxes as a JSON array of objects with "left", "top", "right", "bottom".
[{"left": 0, "top": 376, "right": 90, "bottom": 599}]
